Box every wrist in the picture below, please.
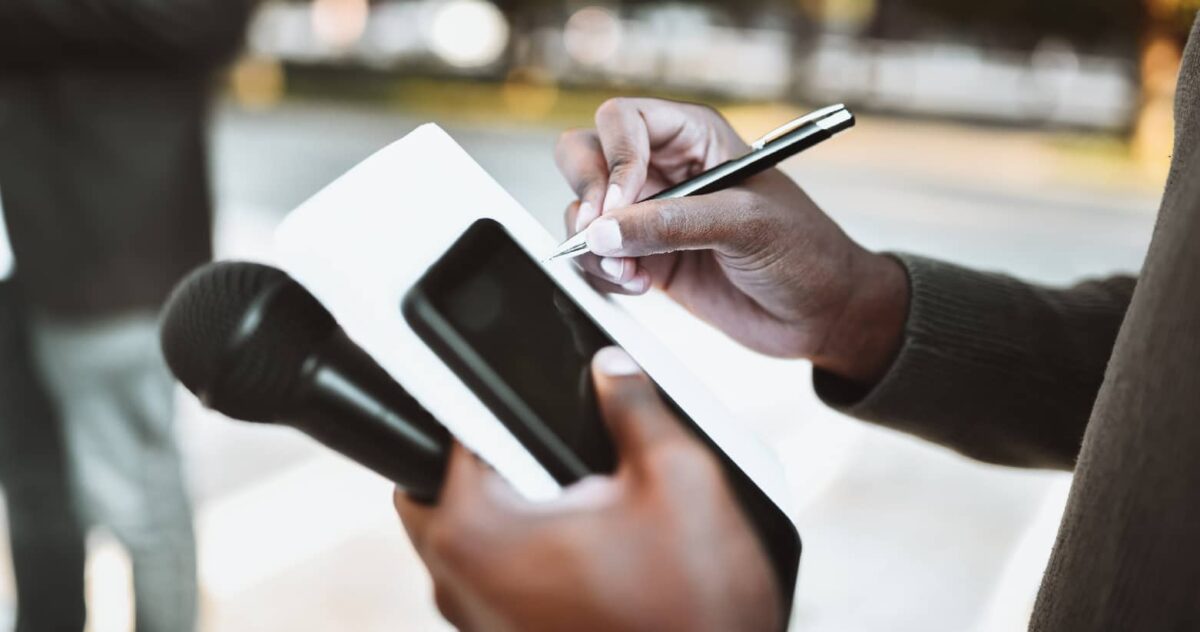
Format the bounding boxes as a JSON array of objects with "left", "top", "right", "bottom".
[{"left": 810, "top": 251, "right": 909, "bottom": 385}]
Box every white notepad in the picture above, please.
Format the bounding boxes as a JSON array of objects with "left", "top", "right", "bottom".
[{"left": 273, "top": 124, "right": 792, "bottom": 514}]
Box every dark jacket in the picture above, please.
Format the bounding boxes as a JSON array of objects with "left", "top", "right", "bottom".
[
  {"left": 0, "top": 0, "right": 254, "bottom": 316},
  {"left": 817, "top": 15, "right": 1200, "bottom": 629}
]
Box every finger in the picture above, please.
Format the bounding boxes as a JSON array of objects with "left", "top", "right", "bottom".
[
  {"left": 394, "top": 487, "right": 435, "bottom": 546},
  {"left": 594, "top": 98, "right": 654, "bottom": 215},
  {"left": 583, "top": 269, "right": 651, "bottom": 296},
  {"left": 432, "top": 584, "right": 466, "bottom": 629},
  {"left": 395, "top": 443, "right": 512, "bottom": 557},
  {"left": 556, "top": 145, "right": 641, "bottom": 282},
  {"left": 394, "top": 444, "right": 478, "bottom": 549},
  {"left": 563, "top": 198, "right": 581, "bottom": 238},
  {"left": 525, "top": 475, "right": 621, "bottom": 515},
  {"left": 583, "top": 188, "right": 760, "bottom": 259},
  {"left": 590, "top": 347, "right": 691, "bottom": 466},
  {"left": 555, "top": 128, "right": 608, "bottom": 231},
  {"left": 565, "top": 201, "right": 638, "bottom": 285},
  {"left": 594, "top": 98, "right": 744, "bottom": 212},
  {"left": 581, "top": 253, "right": 639, "bottom": 285},
  {"left": 440, "top": 443, "right": 523, "bottom": 514}
]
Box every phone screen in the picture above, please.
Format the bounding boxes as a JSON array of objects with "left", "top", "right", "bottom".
[
  {"left": 403, "top": 219, "right": 799, "bottom": 613},
  {"left": 403, "top": 220, "right": 616, "bottom": 482}
]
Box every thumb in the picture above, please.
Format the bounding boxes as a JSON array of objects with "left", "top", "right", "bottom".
[
  {"left": 583, "top": 189, "right": 758, "bottom": 258},
  {"left": 590, "top": 347, "right": 690, "bottom": 468}
]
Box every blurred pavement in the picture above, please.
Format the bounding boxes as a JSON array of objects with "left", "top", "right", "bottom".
[{"left": 0, "top": 99, "right": 1160, "bottom": 631}]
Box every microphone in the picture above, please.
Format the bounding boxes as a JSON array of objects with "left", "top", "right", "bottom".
[{"left": 159, "top": 261, "right": 451, "bottom": 501}]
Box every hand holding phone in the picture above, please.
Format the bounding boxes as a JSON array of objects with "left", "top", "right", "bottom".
[
  {"left": 395, "top": 347, "right": 784, "bottom": 632},
  {"left": 403, "top": 219, "right": 800, "bottom": 617}
]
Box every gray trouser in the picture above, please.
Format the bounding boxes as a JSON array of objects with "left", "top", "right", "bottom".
[{"left": 31, "top": 312, "right": 196, "bottom": 632}]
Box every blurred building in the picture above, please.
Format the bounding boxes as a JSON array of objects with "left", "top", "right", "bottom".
[{"left": 232, "top": 0, "right": 1200, "bottom": 132}]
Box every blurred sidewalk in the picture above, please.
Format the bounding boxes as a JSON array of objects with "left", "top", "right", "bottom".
[{"left": 0, "top": 98, "right": 1159, "bottom": 631}]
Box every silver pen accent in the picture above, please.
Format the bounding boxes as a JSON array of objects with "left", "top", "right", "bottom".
[
  {"left": 540, "top": 232, "right": 589, "bottom": 263},
  {"left": 749, "top": 103, "right": 846, "bottom": 150}
]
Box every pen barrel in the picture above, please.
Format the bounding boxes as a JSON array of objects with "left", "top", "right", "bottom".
[{"left": 649, "top": 122, "right": 837, "bottom": 201}]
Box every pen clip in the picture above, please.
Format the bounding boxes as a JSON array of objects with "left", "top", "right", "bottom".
[{"left": 750, "top": 103, "right": 847, "bottom": 150}]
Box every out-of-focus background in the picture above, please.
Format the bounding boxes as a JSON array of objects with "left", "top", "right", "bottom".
[{"left": 1, "top": 0, "right": 1197, "bottom": 630}]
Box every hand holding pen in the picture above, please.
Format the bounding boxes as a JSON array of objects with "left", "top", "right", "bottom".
[
  {"left": 547, "top": 103, "right": 853, "bottom": 263},
  {"left": 552, "top": 98, "right": 906, "bottom": 383}
]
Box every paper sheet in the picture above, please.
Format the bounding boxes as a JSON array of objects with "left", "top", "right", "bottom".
[{"left": 274, "top": 124, "right": 791, "bottom": 512}]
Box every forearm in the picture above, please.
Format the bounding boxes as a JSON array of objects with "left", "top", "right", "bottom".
[
  {"left": 0, "top": 0, "right": 255, "bottom": 69},
  {"left": 813, "top": 254, "right": 1135, "bottom": 470}
]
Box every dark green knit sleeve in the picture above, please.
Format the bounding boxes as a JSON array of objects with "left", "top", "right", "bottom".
[{"left": 813, "top": 254, "right": 1135, "bottom": 470}]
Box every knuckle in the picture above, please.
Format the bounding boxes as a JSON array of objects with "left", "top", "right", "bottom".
[
  {"left": 606, "top": 150, "right": 639, "bottom": 176},
  {"left": 691, "top": 101, "right": 721, "bottom": 120},
  {"left": 646, "top": 202, "right": 689, "bottom": 245},
  {"left": 556, "top": 128, "right": 594, "bottom": 157},
  {"left": 688, "top": 102, "right": 727, "bottom": 129},
  {"left": 557, "top": 127, "right": 584, "bottom": 147},
  {"left": 728, "top": 188, "right": 759, "bottom": 210},
  {"left": 595, "top": 97, "right": 629, "bottom": 122},
  {"left": 583, "top": 181, "right": 607, "bottom": 200},
  {"left": 649, "top": 439, "right": 722, "bottom": 485},
  {"left": 727, "top": 192, "right": 774, "bottom": 249}
]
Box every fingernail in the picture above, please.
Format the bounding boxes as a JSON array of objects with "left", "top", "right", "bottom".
[
  {"left": 602, "top": 183, "right": 623, "bottom": 215},
  {"left": 599, "top": 256, "right": 624, "bottom": 281},
  {"left": 621, "top": 276, "right": 647, "bottom": 293},
  {"left": 574, "top": 201, "right": 597, "bottom": 233},
  {"left": 586, "top": 217, "right": 622, "bottom": 255},
  {"left": 595, "top": 346, "right": 641, "bottom": 376},
  {"left": 552, "top": 476, "right": 620, "bottom": 511}
]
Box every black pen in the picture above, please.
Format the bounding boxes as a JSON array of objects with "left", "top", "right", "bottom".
[{"left": 543, "top": 103, "right": 855, "bottom": 262}]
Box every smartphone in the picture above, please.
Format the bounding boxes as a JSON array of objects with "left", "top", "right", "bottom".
[{"left": 403, "top": 218, "right": 800, "bottom": 615}]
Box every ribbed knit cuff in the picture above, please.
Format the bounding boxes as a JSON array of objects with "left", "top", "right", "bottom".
[{"left": 813, "top": 253, "right": 1033, "bottom": 424}]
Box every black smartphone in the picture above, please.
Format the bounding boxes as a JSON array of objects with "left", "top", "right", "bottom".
[{"left": 403, "top": 218, "right": 800, "bottom": 616}]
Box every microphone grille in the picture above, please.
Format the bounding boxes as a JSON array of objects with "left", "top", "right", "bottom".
[{"left": 159, "top": 261, "right": 335, "bottom": 420}]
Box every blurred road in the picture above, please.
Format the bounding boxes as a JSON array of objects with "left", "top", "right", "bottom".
[{"left": 0, "top": 99, "right": 1161, "bottom": 631}]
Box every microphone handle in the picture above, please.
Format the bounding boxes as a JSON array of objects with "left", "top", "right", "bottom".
[{"left": 292, "top": 331, "right": 452, "bottom": 502}]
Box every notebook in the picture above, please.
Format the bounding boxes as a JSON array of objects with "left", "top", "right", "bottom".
[{"left": 273, "top": 123, "right": 791, "bottom": 513}]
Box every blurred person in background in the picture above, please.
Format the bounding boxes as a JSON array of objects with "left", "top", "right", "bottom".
[
  {"left": 397, "top": 10, "right": 1200, "bottom": 632},
  {"left": 0, "top": 1, "right": 254, "bottom": 629},
  {"left": 0, "top": 278, "right": 86, "bottom": 630}
]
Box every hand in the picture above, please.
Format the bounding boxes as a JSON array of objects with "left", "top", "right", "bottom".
[
  {"left": 556, "top": 98, "right": 907, "bottom": 383},
  {"left": 395, "top": 347, "right": 781, "bottom": 632}
]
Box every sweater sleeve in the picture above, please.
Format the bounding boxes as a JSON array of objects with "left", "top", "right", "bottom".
[{"left": 813, "top": 254, "right": 1135, "bottom": 470}]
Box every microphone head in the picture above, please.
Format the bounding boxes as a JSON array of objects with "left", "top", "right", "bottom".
[{"left": 159, "top": 261, "right": 337, "bottom": 421}]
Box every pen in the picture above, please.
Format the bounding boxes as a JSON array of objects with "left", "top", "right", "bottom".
[{"left": 543, "top": 103, "right": 855, "bottom": 262}]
